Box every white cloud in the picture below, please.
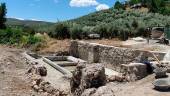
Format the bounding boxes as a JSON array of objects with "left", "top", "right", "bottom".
[
  {"left": 16, "top": 18, "right": 25, "bottom": 20},
  {"left": 9, "top": 17, "right": 25, "bottom": 20},
  {"left": 70, "top": 0, "right": 99, "bottom": 7},
  {"left": 96, "top": 4, "right": 109, "bottom": 11}
]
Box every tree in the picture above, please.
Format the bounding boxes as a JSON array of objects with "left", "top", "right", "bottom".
[
  {"left": 49, "top": 23, "right": 70, "bottom": 39},
  {"left": 70, "top": 24, "right": 83, "bottom": 39},
  {"left": 114, "top": 1, "right": 125, "bottom": 10},
  {"left": 129, "top": 0, "right": 141, "bottom": 5},
  {"left": 0, "top": 3, "right": 7, "bottom": 29},
  {"left": 23, "top": 26, "right": 36, "bottom": 35}
]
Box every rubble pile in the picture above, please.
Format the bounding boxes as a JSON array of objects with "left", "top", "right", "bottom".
[
  {"left": 27, "top": 61, "right": 69, "bottom": 96},
  {"left": 71, "top": 63, "right": 115, "bottom": 96}
]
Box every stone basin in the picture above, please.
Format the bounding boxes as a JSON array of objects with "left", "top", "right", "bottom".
[
  {"left": 27, "top": 52, "right": 42, "bottom": 59},
  {"left": 153, "top": 79, "right": 170, "bottom": 91},
  {"left": 154, "top": 67, "right": 167, "bottom": 78}
]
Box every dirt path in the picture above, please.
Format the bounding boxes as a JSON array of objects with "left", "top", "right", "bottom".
[
  {"left": 0, "top": 45, "right": 40, "bottom": 96},
  {"left": 108, "top": 74, "right": 170, "bottom": 96}
]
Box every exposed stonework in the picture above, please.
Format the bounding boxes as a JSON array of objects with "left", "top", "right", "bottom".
[
  {"left": 70, "top": 41, "right": 146, "bottom": 72},
  {"left": 121, "top": 63, "right": 147, "bottom": 81},
  {"left": 70, "top": 64, "right": 107, "bottom": 96},
  {"left": 70, "top": 41, "right": 165, "bottom": 72},
  {"left": 27, "top": 62, "right": 69, "bottom": 96},
  {"left": 27, "top": 64, "right": 47, "bottom": 76}
]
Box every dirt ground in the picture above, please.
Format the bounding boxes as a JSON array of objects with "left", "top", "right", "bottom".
[
  {"left": 108, "top": 74, "right": 170, "bottom": 96},
  {"left": 0, "top": 45, "right": 41, "bottom": 96},
  {"left": 0, "top": 40, "right": 170, "bottom": 96}
]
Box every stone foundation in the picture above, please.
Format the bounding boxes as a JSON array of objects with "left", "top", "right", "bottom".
[
  {"left": 70, "top": 41, "right": 166, "bottom": 80},
  {"left": 70, "top": 41, "right": 165, "bottom": 71}
]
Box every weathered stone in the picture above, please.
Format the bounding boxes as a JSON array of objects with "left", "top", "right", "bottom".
[
  {"left": 107, "top": 74, "right": 127, "bottom": 82},
  {"left": 71, "top": 64, "right": 106, "bottom": 96},
  {"left": 27, "top": 65, "right": 47, "bottom": 76},
  {"left": 93, "top": 86, "right": 115, "bottom": 96},
  {"left": 81, "top": 88, "right": 96, "bottom": 96},
  {"left": 81, "top": 86, "right": 115, "bottom": 96},
  {"left": 70, "top": 41, "right": 155, "bottom": 72},
  {"left": 37, "top": 66, "right": 47, "bottom": 76},
  {"left": 69, "top": 40, "right": 79, "bottom": 58},
  {"left": 121, "top": 63, "right": 147, "bottom": 81},
  {"left": 81, "top": 64, "right": 106, "bottom": 88},
  {"left": 70, "top": 63, "right": 85, "bottom": 94},
  {"left": 33, "top": 85, "right": 40, "bottom": 92}
]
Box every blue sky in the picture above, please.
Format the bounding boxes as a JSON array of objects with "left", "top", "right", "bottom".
[{"left": 0, "top": 0, "right": 125, "bottom": 22}]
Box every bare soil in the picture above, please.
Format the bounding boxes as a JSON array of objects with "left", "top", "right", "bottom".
[
  {"left": 0, "top": 45, "right": 41, "bottom": 96},
  {"left": 38, "top": 39, "right": 170, "bottom": 54},
  {"left": 108, "top": 74, "right": 170, "bottom": 96},
  {"left": 38, "top": 39, "right": 123, "bottom": 54},
  {"left": 0, "top": 40, "right": 170, "bottom": 96}
]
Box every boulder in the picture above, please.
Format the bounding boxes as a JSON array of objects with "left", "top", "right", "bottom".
[
  {"left": 81, "top": 86, "right": 115, "bottom": 96},
  {"left": 81, "top": 88, "right": 96, "bottom": 96},
  {"left": 93, "top": 86, "right": 115, "bottom": 96},
  {"left": 107, "top": 74, "right": 127, "bottom": 82},
  {"left": 71, "top": 64, "right": 107, "bottom": 96},
  {"left": 27, "top": 65, "right": 47, "bottom": 76},
  {"left": 121, "top": 63, "right": 147, "bottom": 81}
]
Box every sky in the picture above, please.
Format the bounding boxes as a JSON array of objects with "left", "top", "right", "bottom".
[{"left": 0, "top": 0, "right": 125, "bottom": 22}]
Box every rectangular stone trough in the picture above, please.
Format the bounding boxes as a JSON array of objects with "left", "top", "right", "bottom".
[
  {"left": 43, "top": 56, "right": 87, "bottom": 76},
  {"left": 22, "top": 52, "right": 42, "bottom": 62}
]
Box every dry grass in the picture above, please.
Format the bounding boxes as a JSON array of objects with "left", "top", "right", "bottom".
[
  {"left": 38, "top": 38, "right": 125, "bottom": 54},
  {"left": 38, "top": 39, "right": 71, "bottom": 54}
]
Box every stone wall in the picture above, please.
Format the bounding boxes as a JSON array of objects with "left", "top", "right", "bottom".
[{"left": 70, "top": 41, "right": 165, "bottom": 72}]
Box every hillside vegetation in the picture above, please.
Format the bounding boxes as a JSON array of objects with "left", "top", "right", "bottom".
[
  {"left": 0, "top": 3, "right": 46, "bottom": 50},
  {"left": 6, "top": 18, "right": 54, "bottom": 33},
  {"left": 48, "top": 0, "right": 170, "bottom": 40},
  {"left": 2, "top": 0, "right": 170, "bottom": 41},
  {"left": 53, "top": 8, "right": 170, "bottom": 40}
]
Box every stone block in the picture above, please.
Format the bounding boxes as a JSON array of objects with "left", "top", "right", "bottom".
[{"left": 121, "top": 63, "right": 147, "bottom": 81}]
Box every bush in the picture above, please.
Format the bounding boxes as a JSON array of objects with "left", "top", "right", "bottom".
[
  {"left": 49, "top": 23, "right": 70, "bottom": 39},
  {"left": 70, "top": 24, "right": 83, "bottom": 39},
  {"left": 0, "top": 28, "right": 44, "bottom": 47},
  {"left": 0, "top": 28, "right": 23, "bottom": 44},
  {"left": 114, "top": 1, "right": 125, "bottom": 10},
  {"left": 20, "top": 34, "right": 44, "bottom": 47}
]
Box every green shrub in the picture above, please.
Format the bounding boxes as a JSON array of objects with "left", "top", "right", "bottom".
[
  {"left": 114, "top": 1, "right": 125, "bottom": 10},
  {"left": 0, "top": 28, "right": 44, "bottom": 47},
  {"left": 49, "top": 23, "right": 70, "bottom": 39},
  {"left": 0, "top": 28, "right": 23, "bottom": 44},
  {"left": 70, "top": 24, "right": 83, "bottom": 39},
  {"left": 20, "top": 35, "right": 44, "bottom": 47}
]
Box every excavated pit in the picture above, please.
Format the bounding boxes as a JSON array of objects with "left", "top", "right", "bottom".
[{"left": 44, "top": 56, "right": 86, "bottom": 73}]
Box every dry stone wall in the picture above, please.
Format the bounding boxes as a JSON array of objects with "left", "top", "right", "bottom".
[{"left": 70, "top": 41, "right": 165, "bottom": 72}]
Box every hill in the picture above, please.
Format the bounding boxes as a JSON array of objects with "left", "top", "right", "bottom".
[
  {"left": 6, "top": 18, "right": 55, "bottom": 32},
  {"left": 69, "top": 8, "right": 170, "bottom": 27},
  {"left": 64, "top": 8, "right": 170, "bottom": 39}
]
